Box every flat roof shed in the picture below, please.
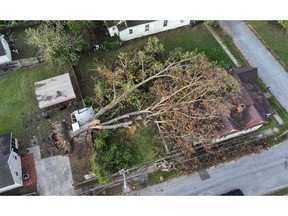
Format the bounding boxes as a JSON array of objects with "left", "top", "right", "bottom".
[{"left": 34, "top": 73, "right": 76, "bottom": 109}]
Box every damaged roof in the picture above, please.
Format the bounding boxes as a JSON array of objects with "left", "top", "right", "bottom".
[
  {"left": 34, "top": 73, "right": 76, "bottom": 109},
  {"left": 219, "top": 67, "right": 274, "bottom": 137}
]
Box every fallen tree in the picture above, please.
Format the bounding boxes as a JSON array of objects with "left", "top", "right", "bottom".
[{"left": 70, "top": 37, "right": 239, "bottom": 152}]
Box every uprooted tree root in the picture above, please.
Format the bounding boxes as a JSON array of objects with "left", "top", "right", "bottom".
[{"left": 51, "top": 120, "right": 73, "bottom": 153}]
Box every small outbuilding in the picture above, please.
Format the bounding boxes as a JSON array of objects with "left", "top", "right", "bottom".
[
  {"left": 0, "top": 34, "right": 12, "bottom": 65},
  {"left": 71, "top": 107, "right": 95, "bottom": 131},
  {"left": 34, "top": 73, "right": 76, "bottom": 109}
]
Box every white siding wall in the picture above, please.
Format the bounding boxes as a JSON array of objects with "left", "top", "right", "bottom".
[
  {"left": 215, "top": 124, "right": 263, "bottom": 143},
  {"left": 108, "top": 26, "right": 119, "bottom": 37},
  {"left": 119, "top": 20, "right": 190, "bottom": 41},
  {"left": 0, "top": 138, "right": 23, "bottom": 193},
  {"left": 0, "top": 36, "right": 12, "bottom": 65},
  {"left": 8, "top": 150, "right": 23, "bottom": 187}
]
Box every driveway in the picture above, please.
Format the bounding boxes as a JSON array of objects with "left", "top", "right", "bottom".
[
  {"left": 218, "top": 21, "right": 288, "bottom": 113},
  {"left": 131, "top": 139, "right": 288, "bottom": 195},
  {"left": 32, "top": 145, "right": 75, "bottom": 195}
]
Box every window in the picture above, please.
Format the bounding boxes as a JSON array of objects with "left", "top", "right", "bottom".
[
  {"left": 129, "top": 29, "right": 133, "bottom": 34},
  {"left": 180, "top": 20, "right": 184, "bottom": 23},
  {"left": 11, "top": 138, "right": 16, "bottom": 148},
  {"left": 15, "top": 171, "right": 18, "bottom": 176},
  {"left": 163, "top": 20, "right": 168, "bottom": 27},
  {"left": 14, "top": 155, "right": 17, "bottom": 160},
  {"left": 145, "top": 24, "right": 149, "bottom": 31}
]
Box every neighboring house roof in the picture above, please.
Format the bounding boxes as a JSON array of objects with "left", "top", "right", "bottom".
[
  {"left": 0, "top": 133, "right": 11, "bottom": 158},
  {"left": 0, "top": 133, "right": 14, "bottom": 189},
  {"left": 219, "top": 67, "right": 274, "bottom": 137},
  {"left": 34, "top": 73, "right": 76, "bottom": 109},
  {"left": 117, "top": 20, "right": 155, "bottom": 31}
]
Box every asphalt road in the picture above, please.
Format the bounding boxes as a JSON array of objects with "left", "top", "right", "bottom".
[
  {"left": 218, "top": 21, "right": 288, "bottom": 113},
  {"left": 132, "top": 140, "right": 288, "bottom": 195}
]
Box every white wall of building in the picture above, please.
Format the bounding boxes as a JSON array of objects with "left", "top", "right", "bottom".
[
  {"left": 108, "top": 25, "right": 119, "bottom": 37},
  {"left": 0, "top": 36, "right": 12, "bottom": 65},
  {"left": 117, "top": 20, "right": 190, "bottom": 41},
  {"left": 0, "top": 138, "right": 23, "bottom": 193},
  {"left": 215, "top": 124, "right": 263, "bottom": 143},
  {"left": 8, "top": 150, "right": 23, "bottom": 187}
]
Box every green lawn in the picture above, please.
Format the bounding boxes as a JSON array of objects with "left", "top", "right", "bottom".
[
  {"left": 268, "top": 187, "right": 288, "bottom": 195},
  {"left": 211, "top": 25, "right": 249, "bottom": 67},
  {"left": 0, "top": 64, "right": 61, "bottom": 141},
  {"left": 247, "top": 21, "right": 288, "bottom": 70},
  {"left": 76, "top": 23, "right": 235, "bottom": 98}
]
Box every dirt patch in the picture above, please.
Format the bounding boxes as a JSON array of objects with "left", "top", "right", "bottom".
[{"left": 69, "top": 133, "right": 94, "bottom": 185}]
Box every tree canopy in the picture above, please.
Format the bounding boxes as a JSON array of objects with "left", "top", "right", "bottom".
[
  {"left": 72, "top": 37, "right": 240, "bottom": 152},
  {"left": 25, "top": 21, "right": 80, "bottom": 69}
]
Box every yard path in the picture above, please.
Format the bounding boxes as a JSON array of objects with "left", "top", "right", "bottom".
[{"left": 218, "top": 21, "right": 288, "bottom": 113}]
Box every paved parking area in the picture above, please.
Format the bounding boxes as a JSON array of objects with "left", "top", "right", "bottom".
[{"left": 35, "top": 154, "right": 75, "bottom": 195}]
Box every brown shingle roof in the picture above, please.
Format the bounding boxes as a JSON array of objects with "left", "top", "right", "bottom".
[{"left": 219, "top": 67, "right": 274, "bottom": 137}]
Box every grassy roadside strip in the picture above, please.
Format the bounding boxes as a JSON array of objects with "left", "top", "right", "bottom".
[
  {"left": 267, "top": 187, "right": 288, "bottom": 196},
  {"left": 246, "top": 21, "right": 288, "bottom": 72},
  {"left": 210, "top": 24, "right": 249, "bottom": 67}
]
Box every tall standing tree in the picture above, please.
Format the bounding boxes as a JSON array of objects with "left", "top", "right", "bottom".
[
  {"left": 278, "top": 20, "right": 288, "bottom": 35},
  {"left": 70, "top": 37, "right": 240, "bottom": 152},
  {"left": 25, "top": 21, "right": 80, "bottom": 69}
]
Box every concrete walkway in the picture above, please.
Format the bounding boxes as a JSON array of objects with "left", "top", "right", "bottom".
[
  {"left": 218, "top": 21, "right": 288, "bottom": 113},
  {"left": 30, "top": 146, "right": 75, "bottom": 196}
]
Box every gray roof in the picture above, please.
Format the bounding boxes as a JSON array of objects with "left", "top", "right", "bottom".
[
  {"left": 0, "top": 133, "right": 11, "bottom": 161},
  {"left": 34, "top": 73, "right": 76, "bottom": 109},
  {"left": 72, "top": 107, "right": 95, "bottom": 126},
  {"left": 117, "top": 20, "right": 155, "bottom": 31},
  {"left": 0, "top": 133, "right": 14, "bottom": 190},
  {"left": 0, "top": 164, "right": 14, "bottom": 189}
]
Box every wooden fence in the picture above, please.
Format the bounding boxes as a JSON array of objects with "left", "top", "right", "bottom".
[
  {"left": 0, "top": 21, "right": 41, "bottom": 34},
  {"left": 0, "top": 57, "right": 44, "bottom": 75}
]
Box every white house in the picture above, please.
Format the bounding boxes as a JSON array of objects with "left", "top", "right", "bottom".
[
  {"left": 0, "top": 34, "right": 12, "bottom": 65},
  {"left": 0, "top": 133, "right": 23, "bottom": 194},
  {"left": 107, "top": 20, "right": 192, "bottom": 41}
]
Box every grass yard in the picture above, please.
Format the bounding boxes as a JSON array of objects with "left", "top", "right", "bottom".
[
  {"left": 76, "top": 23, "right": 235, "bottom": 98},
  {"left": 268, "top": 187, "right": 288, "bottom": 195},
  {"left": 0, "top": 64, "right": 61, "bottom": 143},
  {"left": 211, "top": 25, "right": 249, "bottom": 67},
  {"left": 247, "top": 21, "right": 288, "bottom": 70}
]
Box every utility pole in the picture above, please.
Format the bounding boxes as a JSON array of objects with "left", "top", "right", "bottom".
[{"left": 119, "top": 169, "right": 131, "bottom": 194}]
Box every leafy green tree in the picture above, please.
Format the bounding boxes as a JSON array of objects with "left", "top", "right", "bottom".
[
  {"left": 67, "top": 20, "right": 95, "bottom": 36},
  {"left": 278, "top": 21, "right": 288, "bottom": 35},
  {"left": 25, "top": 21, "right": 79, "bottom": 69}
]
